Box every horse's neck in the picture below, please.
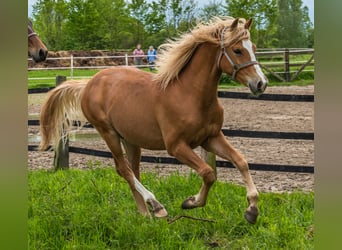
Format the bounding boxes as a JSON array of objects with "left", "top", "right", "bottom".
[{"left": 178, "top": 43, "right": 221, "bottom": 105}]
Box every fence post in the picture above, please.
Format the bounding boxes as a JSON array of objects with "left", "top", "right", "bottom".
[
  {"left": 284, "top": 49, "right": 290, "bottom": 82},
  {"left": 125, "top": 53, "right": 128, "bottom": 66},
  {"left": 201, "top": 149, "right": 217, "bottom": 179},
  {"left": 70, "top": 54, "right": 74, "bottom": 79},
  {"left": 53, "top": 75, "right": 69, "bottom": 170}
]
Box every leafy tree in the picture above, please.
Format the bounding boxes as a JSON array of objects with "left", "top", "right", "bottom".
[
  {"left": 145, "top": 0, "right": 167, "bottom": 34},
  {"left": 99, "top": 0, "right": 135, "bottom": 49},
  {"left": 143, "top": 0, "right": 197, "bottom": 47},
  {"left": 177, "top": 0, "right": 198, "bottom": 32},
  {"left": 64, "top": 0, "right": 109, "bottom": 49},
  {"left": 168, "top": 0, "right": 183, "bottom": 30},
  {"left": 30, "top": 0, "right": 313, "bottom": 50},
  {"left": 199, "top": 0, "right": 226, "bottom": 22},
  {"left": 307, "top": 27, "right": 314, "bottom": 48},
  {"left": 302, "top": 5, "right": 314, "bottom": 48},
  {"left": 128, "top": 0, "right": 150, "bottom": 45},
  {"left": 226, "top": 0, "right": 278, "bottom": 48},
  {"left": 143, "top": 0, "right": 168, "bottom": 47},
  {"left": 32, "top": 0, "right": 68, "bottom": 50},
  {"left": 276, "top": 0, "right": 313, "bottom": 48},
  {"left": 53, "top": 0, "right": 68, "bottom": 49}
]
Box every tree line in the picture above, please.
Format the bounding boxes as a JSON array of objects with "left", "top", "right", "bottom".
[{"left": 31, "top": 0, "right": 314, "bottom": 51}]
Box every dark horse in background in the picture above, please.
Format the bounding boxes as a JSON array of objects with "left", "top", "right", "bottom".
[{"left": 28, "top": 19, "right": 48, "bottom": 63}]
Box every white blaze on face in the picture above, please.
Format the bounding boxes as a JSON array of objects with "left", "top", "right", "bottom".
[{"left": 242, "top": 40, "right": 267, "bottom": 83}]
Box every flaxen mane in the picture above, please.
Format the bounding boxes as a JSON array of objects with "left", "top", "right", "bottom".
[{"left": 154, "top": 16, "right": 251, "bottom": 90}]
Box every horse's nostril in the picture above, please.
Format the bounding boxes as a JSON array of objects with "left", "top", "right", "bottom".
[
  {"left": 257, "top": 81, "right": 262, "bottom": 91},
  {"left": 39, "top": 49, "right": 47, "bottom": 60}
]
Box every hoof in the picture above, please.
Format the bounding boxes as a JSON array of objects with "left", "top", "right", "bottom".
[
  {"left": 147, "top": 199, "right": 168, "bottom": 218},
  {"left": 153, "top": 206, "right": 168, "bottom": 218},
  {"left": 244, "top": 206, "right": 258, "bottom": 224},
  {"left": 181, "top": 196, "right": 197, "bottom": 209}
]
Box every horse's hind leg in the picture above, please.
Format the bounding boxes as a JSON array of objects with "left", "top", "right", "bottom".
[
  {"left": 122, "top": 140, "right": 141, "bottom": 180},
  {"left": 203, "top": 132, "right": 259, "bottom": 224},
  {"left": 96, "top": 127, "right": 167, "bottom": 218}
]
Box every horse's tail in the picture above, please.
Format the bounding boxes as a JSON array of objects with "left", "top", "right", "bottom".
[{"left": 39, "top": 79, "right": 88, "bottom": 151}]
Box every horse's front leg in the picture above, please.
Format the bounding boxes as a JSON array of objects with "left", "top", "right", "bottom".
[
  {"left": 167, "top": 142, "right": 216, "bottom": 209},
  {"left": 202, "top": 131, "right": 259, "bottom": 224}
]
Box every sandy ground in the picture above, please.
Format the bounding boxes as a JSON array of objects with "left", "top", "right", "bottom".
[{"left": 28, "top": 85, "right": 314, "bottom": 193}]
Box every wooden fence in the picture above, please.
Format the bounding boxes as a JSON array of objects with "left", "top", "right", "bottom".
[
  {"left": 256, "top": 48, "right": 314, "bottom": 82},
  {"left": 28, "top": 48, "right": 314, "bottom": 82},
  {"left": 28, "top": 77, "right": 314, "bottom": 174}
]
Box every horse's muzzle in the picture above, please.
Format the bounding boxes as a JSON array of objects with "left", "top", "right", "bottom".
[
  {"left": 31, "top": 49, "right": 48, "bottom": 63},
  {"left": 248, "top": 80, "right": 268, "bottom": 96},
  {"left": 39, "top": 49, "right": 48, "bottom": 61},
  {"left": 34, "top": 49, "right": 48, "bottom": 63}
]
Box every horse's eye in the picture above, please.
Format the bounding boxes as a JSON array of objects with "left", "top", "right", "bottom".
[{"left": 233, "top": 49, "right": 242, "bottom": 55}]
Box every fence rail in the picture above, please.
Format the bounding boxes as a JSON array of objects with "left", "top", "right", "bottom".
[
  {"left": 29, "top": 87, "right": 314, "bottom": 102},
  {"left": 27, "top": 119, "right": 314, "bottom": 140},
  {"left": 28, "top": 48, "right": 314, "bottom": 82},
  {"left": 28, "top": 77, "right": 314, "bottom": 173}
]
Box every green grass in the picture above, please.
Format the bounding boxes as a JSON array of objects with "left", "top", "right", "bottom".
[
  {"left": 28, "top": 69, "right": 99, "bottom": 89},
  {"left": 28, "top": 68, "right": 158, "bottom": 89},
  {"left": 28, "top": 168, "right": 314, "bottom": 249}
]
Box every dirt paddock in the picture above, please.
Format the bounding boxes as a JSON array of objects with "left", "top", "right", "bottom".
[{"left": 28, "top": 85, "right": 314, "bottom": 193}]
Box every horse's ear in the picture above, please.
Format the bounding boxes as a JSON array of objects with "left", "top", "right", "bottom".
[
  {"left": 230, "top": 18, "right": 239, "bottom": 31},
  {"left": 245, "top": 18, "right": 253, "bottom": 30}
]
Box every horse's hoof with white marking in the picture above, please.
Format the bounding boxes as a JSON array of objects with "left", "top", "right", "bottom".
[
  {"left": 147, "top": 199, "right": 168, "bottom": 218},
  {"left": 153, "top": 206, "right": 168, "bottom": 218}
]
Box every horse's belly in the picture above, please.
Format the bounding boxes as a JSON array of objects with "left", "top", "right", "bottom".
[
  {"left": 117, "top": 127, "right": 166, "bottom": 150},
  {"left": 111, "top": 111, "right": 166, "bottom": 150}
]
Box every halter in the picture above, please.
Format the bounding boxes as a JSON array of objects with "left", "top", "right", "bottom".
[
  {"left": 28, "top": 23, "right": 37, "bottom": 38},
  {"left": 217, "top": 26, "right": 259, "bottom": 80},
  {"left": 28, "top": 32, "right": 37, "bottom": 38}
]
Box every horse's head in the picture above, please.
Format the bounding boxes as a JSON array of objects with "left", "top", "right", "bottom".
[
  {"left": 28, "top": 19, "right": 48, "bottom": 63},
  {"left": 217, "top": 18, "right": 268, "bottom": 96}
]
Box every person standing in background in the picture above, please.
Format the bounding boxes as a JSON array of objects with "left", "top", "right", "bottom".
[
  {"left": 146, "top": 45, "right": 157, "bottom": 71},
  {"left": 133, "top": 43, "right": 144, "bottom": 67}
]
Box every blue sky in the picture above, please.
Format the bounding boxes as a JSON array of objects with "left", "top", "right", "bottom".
[{"left": 28, "top": 0, "right": 314, "bottom": 24}]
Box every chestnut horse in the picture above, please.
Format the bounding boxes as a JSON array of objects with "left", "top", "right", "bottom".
[
  {"left": 39, "top": 17, "right": 267, "bottom": 224},
  {"left": 28, "top": 19, "right": 48, "bottom": 62}
]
